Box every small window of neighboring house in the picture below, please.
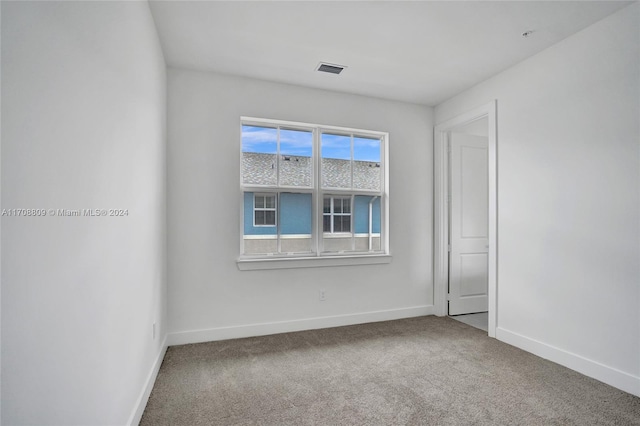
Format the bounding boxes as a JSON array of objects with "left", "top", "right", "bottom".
[
  {"left": 240, "top": 117, "right": 388, "bottom": 258},
  {"left": 253, "top": 194, "right": 276, "bottom": 226},
  {"left": 323, "top": 196, "right": 351, "bottom": 233}
]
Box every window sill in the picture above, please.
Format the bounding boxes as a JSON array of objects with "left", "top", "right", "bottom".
[{"left": 237, "top": 253, "right": 393, "bottom": 271}]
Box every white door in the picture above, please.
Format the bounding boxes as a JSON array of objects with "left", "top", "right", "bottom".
[{"left": 449, "top": 133, "right": 489, "bottom": 315}]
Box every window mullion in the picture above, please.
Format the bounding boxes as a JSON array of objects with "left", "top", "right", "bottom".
[
  {"left": 276, "top": 127, "right": 281, "bottom": 187},
  {"left": 315, "top": 130, "right": 322, "bottom": 256},
  {"left": 350, "top": 134, "right": 354, "bottom": 190},
  {"left": 350, "top": 195, "right": 355, "bottom": 251},
  {"left": 349, "top": 136, "right": 354, "bottom": 251},
  {"left": 329, "top": 197, "right": 334, "bottom": 234}
]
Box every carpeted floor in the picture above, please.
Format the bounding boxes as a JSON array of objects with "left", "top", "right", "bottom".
[{"left": 141, "top": 316, "right": 640, "bottom": 425}]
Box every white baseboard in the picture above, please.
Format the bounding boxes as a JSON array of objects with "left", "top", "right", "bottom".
[
  {"left": 496, "top": 327, "right": 640, "bottom": 397},
  {"left": 127, "top": 336, "right": 168, "bottom": 426},
  {"left": 167, "top": 305, "right": 434, "bottom": 346}
]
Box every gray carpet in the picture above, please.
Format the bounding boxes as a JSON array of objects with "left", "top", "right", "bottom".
[{"left": 141, "top": 316, "right": 640, "bottom": 425}]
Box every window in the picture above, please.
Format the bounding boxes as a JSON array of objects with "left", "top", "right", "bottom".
[
  {"left": 323, "top": 196, "right": 351, "bottom": 233},
  {"left": 240, "top": 117, "right": 388, "bottom": 261},
  {"left": 254, "top": 194, "right": 276, "bottom": 226}
]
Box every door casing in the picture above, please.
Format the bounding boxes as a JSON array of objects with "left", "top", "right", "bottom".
[{"left": 433, "top": 101, "right": 497, "bottom": 337}]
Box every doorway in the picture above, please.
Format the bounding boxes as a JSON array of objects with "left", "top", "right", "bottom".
[{"left": 433, "top": 101, "right": 497, "bottom": 337}]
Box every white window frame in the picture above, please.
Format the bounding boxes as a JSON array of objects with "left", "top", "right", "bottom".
[
  {"left": 253, "top": 193, "right": 277, "bottom": 227},
  {"left": 238, "top": 117, "right": 391, "bottom": 270}
]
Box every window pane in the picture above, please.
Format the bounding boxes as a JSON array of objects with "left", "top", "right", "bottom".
[
  {"left": 242, "top": 125, "right": 277, "bottom": 186},
  {"left": 279, "top": 129, "right": 313, "bottom": 187},
  {"left": 321, "top": 195, "right": 355, "bottom": 252},
  {"left": 321, "top": 133, "right": 351, "bottom": 189},
  {"left": 279, "top": 193, "right": 313, "bottom": 254},
  {"left": 243, "top": 195, "right": 277, "bottom": 253},
  {"left": 354, "top": 137, "right": 380, "bottom": 162},
  {"left": 323, "top": 197, "right": 331, "bottom": 213},
  {"left": 255, "top": 195, "right": 264, "bottom": 209},
  {"left": 342, "top": 198, "right": 351, "bottom": 214},
  {"left": 334, "top": 216, "right": 343, "bottom": 233},
  {"left": 265, "top": 211, "right": 276, "bottom": 225},
  {"left": 354, "top": 195, "right": 382, "bottom": 252},
  {"left": 334, "top": 199, "right": 343, "bottom": 214},
  {"left": 354, "top": 136, "right": 381, "bottom": 191},
  {"left": 322, "top": 212, "right": 352, "bottom": 251},
  {"left": 340, "top": 216, "right": 351, "bottom": 233},
  {"left": 265, "top": 195, "right": 275, "bottom": 209},
  {"left": 243, "top": 192, "right": 314, "bottom": 255}
]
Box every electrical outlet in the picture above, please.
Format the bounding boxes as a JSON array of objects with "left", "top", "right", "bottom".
[
  {"left": 319, "top": 289, "right": 326, "bottom": 301},
  {"left": 153, "top": 322, "right": 156, "bottom": 340}
]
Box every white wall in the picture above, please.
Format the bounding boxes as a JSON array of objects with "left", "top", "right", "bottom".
[
  {"left": 436, "top": 3, "right": 640, "bottom": 395},
  {"left": 167, "top": 69, "right": 433, "bottom": 343},
  {"left": 1, "top": 2, "right": 167, "bottom": 425},
  {"left": 455, "top": 117, "right": 488, "bottom": 137}
]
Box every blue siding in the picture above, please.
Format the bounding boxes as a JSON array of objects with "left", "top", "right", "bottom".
[
  {"left": 354, "top": 196, "right": 381, "bottom": 234},
  {"left": 243, "top": 192, "right": 276, "bottom": 235},
  {"left": 280, "top": 193, "right": 312, "bottom": 235}
]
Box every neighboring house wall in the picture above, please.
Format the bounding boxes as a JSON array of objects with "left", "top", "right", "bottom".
[
  {"left": 2, "top": 2, "right": 167, "bottom": 425},
  {"left": 436, "top": 3, "right": 640, "bottom": 396},
  {"left": 280, "top": 193, "right": 313, "bottom": 235},
  {"left": 168, "top": 68, "right": 433, "bottom": 343}
]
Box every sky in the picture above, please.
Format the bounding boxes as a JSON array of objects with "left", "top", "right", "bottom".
[{"left": 242, "top": 125, "right": 381, "bottom": 162}]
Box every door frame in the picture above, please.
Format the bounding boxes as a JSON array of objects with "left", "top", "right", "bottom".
[{"left": 433, "top": 101, "right": 497, "bottom": 337}]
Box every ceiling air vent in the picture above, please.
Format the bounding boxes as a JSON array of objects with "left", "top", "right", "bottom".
[{"left": 316, "top": 62, "right": 346, "bottom": 75}]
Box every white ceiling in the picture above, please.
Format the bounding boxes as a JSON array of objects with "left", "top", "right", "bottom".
[{"left": 149, "top": 1, "right": 631, "bottom": 106}]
